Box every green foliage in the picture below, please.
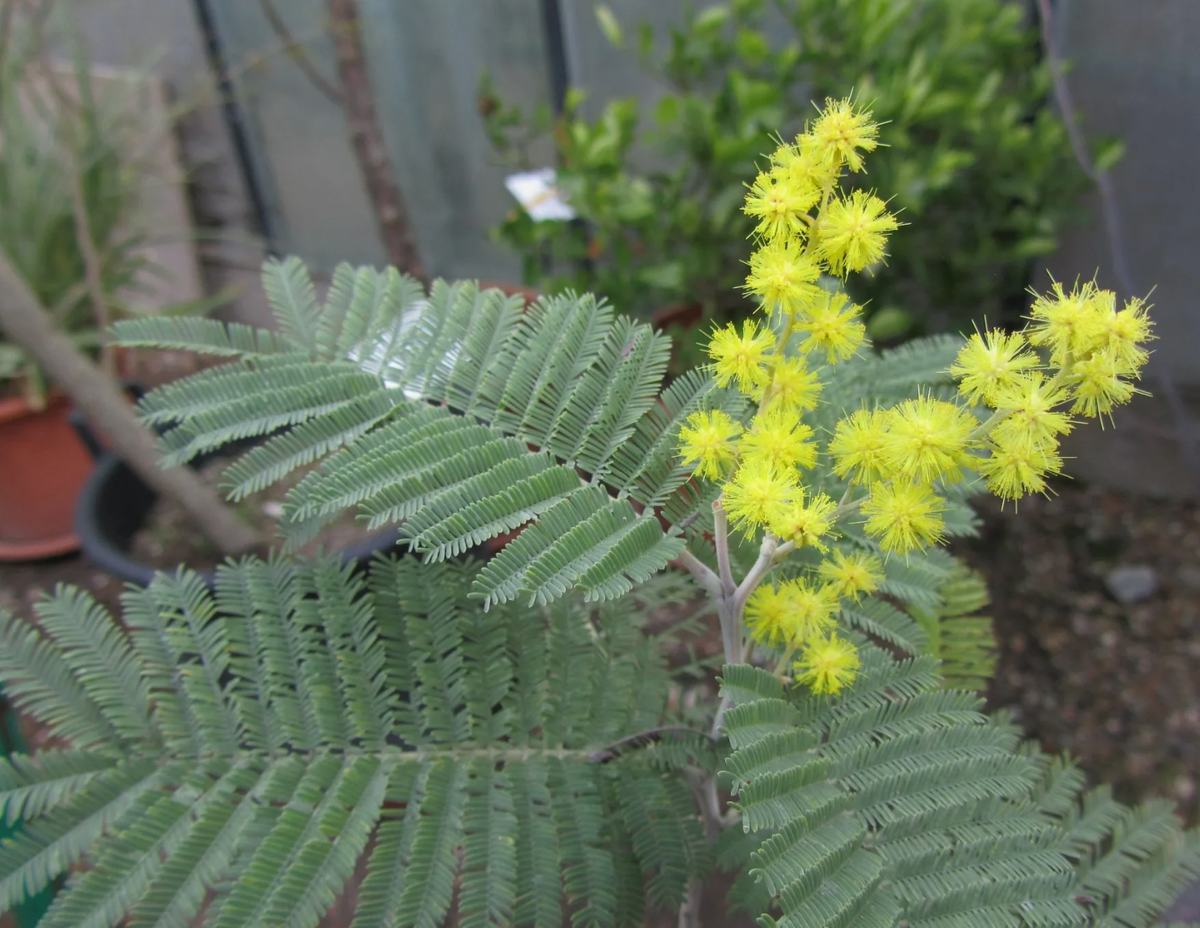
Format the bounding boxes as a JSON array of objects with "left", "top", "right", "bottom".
[
  {"left": 911, "top": 560, "right": 998, "bottom": 693},
  {"left": 113, "top": 259, "right": 980, "bottom": 609},
  {"left": 718, "top": 656, "right": 1200, "bottom": 928},
  {"left": 484, "top": 0, "right": 1103, "bottom": 337},
  {"left": 0, "top": 558, "right": 714, "bottom": 928}
]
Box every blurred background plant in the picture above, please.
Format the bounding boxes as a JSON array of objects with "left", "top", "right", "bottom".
[
  {"left": 0, "top": 3, "right": 229, "bottom": 407},
  {"left": 482, "top": 0, "right": 1121, "bottom": 359}
]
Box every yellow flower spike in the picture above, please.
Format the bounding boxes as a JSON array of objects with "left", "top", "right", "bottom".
[
  {"left": 1026, "top": 280, "right": 1106, "bottom": 366},
  {"left": 745, "top": 584, "right": 795, "bottom": 647},
  {"left": 742, "top": 166, "right": 820, "bottom": 243},
  {"left": 743, "top": 239, "right": 824, "bottom": 316},
  {"left": 781, "top": 578, "right": 841, "bottom": 644},
  {"left": 949, "top": 329, "right": 1041, "bottom": 406},
  {"left": 860, "top": 482, "right": 946, "bottom": 555},
  {"left": 815, "top": 190, "right": 899, "bottom": 276},
  {"left": 755, "top": 355, "right": 823, "bottom": 413},
  {"left": 817, "top": 549, "right": 884, "bottom": 600},
  {"left": 829, "top": 407, "right": 894, "bottom": 486},
  {"left": 794, "top": 291, "right": 867, "bottom": 363},
  {"left": 976, "top": 434, "right": 1063, "bottom": 501},
  {"left": 722, "top": 459, "right": 799, "bottom": 535},
  {"left": 1067, "top": 353, "right": 1140, "bottom": 420},
  {"left": 988, "top": 373, "right": 1075, "bottom": 446},
  {"left": 678, "top": 409, "right": 742, "bottom": 481},
  {"left": 809, "top": 97, "right": 880, "bottom": 173},
  {"left": 881, "top": 396, "right": 975, "bottom": 485},
  {"left": 707, "top": 319, "right": 775, "bottom": 393},
  {"left": 794, "top": 633, "right": 861, "bottom": 695},
  {"left": 770, "top": 490, "right": 838, "bottom": 551},
  {"left": 740, "top": 407, "right": 819, "bottom": 471}
]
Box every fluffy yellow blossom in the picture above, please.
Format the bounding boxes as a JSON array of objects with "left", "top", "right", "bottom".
[
  {"left": 1026, "top": 280, "right": 1104, "bottom": 366},
  {"left": 794, "top": 634, "right": 860, "bottom": 695},
  {"left": 988, "top": 374, "right": 1074, "bottom": 446},
  {"left": 816, "top": 190, "right": 899, "bottom": 275},
  {"left": 722, "top": 459, "right": 798, "bottom": 534},
  {"left": 975, "top": 434, "right": 1063, "bottom": 501},
  {"left": 881, "top": 396, "right": 975, "bottom": 484},
  {"left": 770, "top": 490, "right": 838, "bottom": 550},
  {"left": 781, "top": 578, "right": 841, "bottom": 644},
  {"left": 707, "top": 319, "right": 775, "bottom": 393},
  {"left": 756, "top": 355, "right": 823, "bottom": 413},
  {"left": 794, "top": 291, "right": 866, "bottom": 362},
  {"left": 860, "top": 482, "right": 946, "bottom": 554},
  {"left": 745, "top": 584, "right": 794, "bottom": 647},
  {"left": 743, "top": 239, "right": 824, "bottom": 316},
  {"left": 742, "top": 167, "right": 819, "bottom": 243},
  {"left": 678, "top": 409, "right": 742, "bottom": 480},
  {"left": 771, "top": 139, "right": 840, "bottom": 194},
  {"left": 1068, "top": 353, "right": 1139, "bottom": 419},
  {"left": 808, "top": 97, "right": 880, "bottom": 173},
  {"left": 830, "top": 407, "right": 894, "bottom": 486},
  {"left": 817, "top": 548, "right": 884, "bottom": 600},
  {"left": 740, "top": 407, "right": 818, "bottom": 471},
  {"left": 950, "top": 329, "right": 1041, "bottom": 406},
  {"left": 1088, "top": 295, "right": 1155, "bottom": 371}
]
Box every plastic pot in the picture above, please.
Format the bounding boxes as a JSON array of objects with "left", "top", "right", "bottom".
[{"left": 0, "top": 392, "right": 96, "bottom": 562}]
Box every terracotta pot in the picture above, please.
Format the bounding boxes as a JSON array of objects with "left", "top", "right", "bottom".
[
  {"left": 0, "top": 393, "right": 95, "bottom": 561},
  {"left": 651, "top": 301, "right": 703, "bottom": 330}
]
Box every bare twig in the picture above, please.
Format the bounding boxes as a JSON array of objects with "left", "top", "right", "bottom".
[
  {"left": 1034, "top": 0, "right": 1200, "bottom": 498},
  {"left": 675, "top": 547, "right": 724, "bottom": 602},
  {"left": 325, "top": 0, "right": 427, "bottom": 282},
  {"left": 255, "top": 0, "right": 342, "bottom": 105}
]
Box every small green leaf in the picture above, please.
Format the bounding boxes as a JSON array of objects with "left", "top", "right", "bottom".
[{"left": 594, "top": 4, "right": 623, "bottom": 48}]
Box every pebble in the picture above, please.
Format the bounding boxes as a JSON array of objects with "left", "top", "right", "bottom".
[{"left": 1104, "top": 564, "right": 1159, "bottom": 604}]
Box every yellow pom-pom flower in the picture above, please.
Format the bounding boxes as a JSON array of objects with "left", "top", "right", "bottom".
[
  {"left": 745, "top": 584, "right": 794, "bottom": 647},
  {"left": 742, "top": 167, "right": 819, "bottom": 243},
  {"left": 794, "top": 633, "right": 861, "bottom": 695},
  {"left": 988, "top": 373, "right": 1074, "bottom": 446},
  {"left": 707, "top": 319, "right": 775, "bottom": 393},
  {"left": 756, "top": 355, "right": 823, "bottom": 413},
  {"left": 678, "top": 409, "right": 742, "bottom": 480},
  {"left": 771, "top": 139, "right": 841, "bottom": 194},
  {"left": 770, "top": 490, "right": 838, "bottom": 550},
  {"left": 722, "top": 459, "right": 798, "bottom": 535},
  {"left": 815, "top": 190, "right": 899, "bottom": 276},
  {"left": 808, "top": 97, "right": 880, "bottom": 173},
  {"left": 781, "top": 578, "right": 841, "bottom": 644},
  {"left": 1067, "top": 354, "right": 1139, "bottom": 420},
  {"left": 949, "top": 329, "right": 1041, "bottom": 406},
  {"left": 794, "top": 291, "right": 866, "bottom": 362},
  {"left": 881, "top": 396, "right": 975, "bottom": 485},
  {"left": 860, "top": 482, "right": 946, "bottom": 554},
  {"left": 1089, "top": 295, "right": 1154, "bottom": 372},
  {"left": 830, "top": 407, "right": 894, "bottom": 486},
  {"left": 1027, "top": 281, "right": 1106, "bottom": 366},
  {"left": 743, "top": 239, "right": 824, "bottom": 316},
  {"left": 817, "top": 548, "right": 884, "bottom": 600},
  {"left": 976, "top": 434, "right": 1063, "bottom": 501},
  {"left": 740, "top": 407, "right": 818, "bottom": 471}
]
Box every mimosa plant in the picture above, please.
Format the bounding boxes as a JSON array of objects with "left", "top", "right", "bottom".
[{"left": 0, "top": 102, "right": 1193, "bottom": 928}]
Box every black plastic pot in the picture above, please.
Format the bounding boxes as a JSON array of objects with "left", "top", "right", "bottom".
[{"left": 71, "top": 413, "right": 401, "bottom": 588}]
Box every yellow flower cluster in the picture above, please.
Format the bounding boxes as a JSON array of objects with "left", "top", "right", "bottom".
[{"left": 676, "top": 99, "right": 1153, "bottom": 698}]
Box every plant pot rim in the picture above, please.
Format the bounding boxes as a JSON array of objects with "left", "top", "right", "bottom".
[{"left": 74, "top": 450, "right": 403, "bottom": 588}]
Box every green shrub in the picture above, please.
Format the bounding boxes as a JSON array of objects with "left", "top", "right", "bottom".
[{"left": 485, "top": 0, "right": 1116, "bottom": 339}]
